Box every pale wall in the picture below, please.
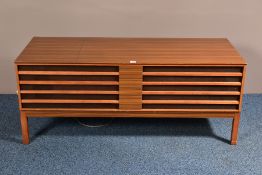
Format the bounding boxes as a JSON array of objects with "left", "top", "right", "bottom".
[{"left": 1, "top": 0, "right": 261, "bottom": 93}]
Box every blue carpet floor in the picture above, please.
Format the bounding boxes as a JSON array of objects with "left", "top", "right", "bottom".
[{"left": 0, "top": 94, "right": 261, "bottom": 175}]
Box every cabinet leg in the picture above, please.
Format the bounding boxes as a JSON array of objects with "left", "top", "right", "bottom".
[
  {"left": 20, "top": 111, "right": 30, "bottom": 144},
  {"left": 231, "top": 113, "right": 240, "bottom": 145}
]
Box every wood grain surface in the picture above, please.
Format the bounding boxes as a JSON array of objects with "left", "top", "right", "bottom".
[
  {"left": 119, "top": 65, "right": 142, "bottom": 110},
  {"left": 15, "top": 37, "right": 246, "bottom": 65},
  {"left": 14, "top": 37, "right": 247, "bottom": 144}
]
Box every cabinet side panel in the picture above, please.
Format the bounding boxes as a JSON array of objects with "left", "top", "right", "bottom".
[
  {"left": 15, "top": 64, "right": 22, "bottom": 110},
  {"left": 239, "top": 65, "right": 246, "bottom": 111},
  {"left": 119, "top": 65, "right": 142, "bottom": 110}
]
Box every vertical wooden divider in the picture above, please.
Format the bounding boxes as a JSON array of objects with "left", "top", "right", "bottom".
[{"left": 119, "top": 65, "right": 143, "bottom": 110}]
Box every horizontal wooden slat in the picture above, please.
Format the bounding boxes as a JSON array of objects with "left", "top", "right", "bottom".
[
  {"left": 142, "top": 100, "right": 239, "bottom": 105},
  {"left": 142, "top": 82, "right": 241, "bottom": 86},
  {"left": 19, "top": 81, "right": 119, "bottom": 85},
  {"left": 143, "top": 66, "right": 243, "bottom": 72},
  {"left": 143, "top": 72, "right": 242, "bottom": 76},
  {"left": 21, "top": 108, "right": 238, "bottom": 113},
  {"left": 22, "top": 99, "right": 119, "bottom": 104},
  {"left": 20, "top": 90, "right": 119, "bottom": 94},
  {"left": 18, "top": 71, "right": 119, "bottom": 76},
  {"left": 141, "top": 109, "right": 239, "bottom": 112},
  {"left": 22, "top": 108, "right": 119, "bottom": 111},
  {"left": 142, "top": 91, "right": 241, "bottom": 95}
]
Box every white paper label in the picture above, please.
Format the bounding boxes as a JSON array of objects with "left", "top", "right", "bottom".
[{"left": 130, "top": 60, "right": 137, "bottom": 64}]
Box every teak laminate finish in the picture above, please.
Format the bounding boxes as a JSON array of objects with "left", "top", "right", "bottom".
[
  {"left": 119, "top": 65, "right": 143, "bottom": 110},
  {"left": 14, "top": 37, "right": 246, "bottom": 145},
  {"left": 15, "top": 37, "right": 245, "bottom": 65}
]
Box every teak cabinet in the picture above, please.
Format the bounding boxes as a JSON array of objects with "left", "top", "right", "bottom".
[{"left": 15, "top": 37, "right": 246, "bottom": 144}]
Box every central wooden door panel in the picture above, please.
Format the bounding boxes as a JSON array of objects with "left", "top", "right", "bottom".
[{"left": 119, "top": 65, "right": 143, "bottom": 110}]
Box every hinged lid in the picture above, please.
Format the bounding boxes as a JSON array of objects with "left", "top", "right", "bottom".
[{"left": 15, "top": 37, "right": 246, "bottom": 65}]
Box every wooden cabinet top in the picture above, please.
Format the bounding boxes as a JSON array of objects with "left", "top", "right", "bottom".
[{"left": 15, "top": 37, "right": 246, "bottom": 65}]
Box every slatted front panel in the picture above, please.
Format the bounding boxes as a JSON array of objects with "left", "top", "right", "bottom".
[
  {"left": 142, "top": 66, "right": 243, "bottom": 112},
  {"left": 18, "top": 65, "right": 119, "bottom": 110}
]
